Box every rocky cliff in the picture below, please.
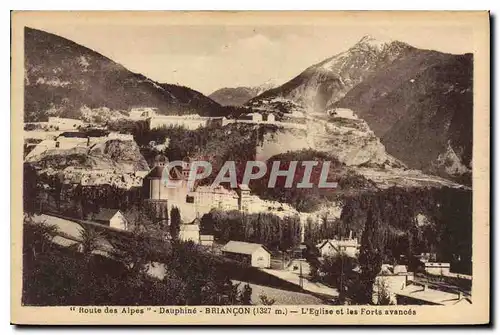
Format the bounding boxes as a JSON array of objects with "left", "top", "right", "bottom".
[
  {"left": 29, "top": 139, "right": 149, "bottom": 189},
  {"left": 249, "top": 36, "right": 472, "bottom": 183}
]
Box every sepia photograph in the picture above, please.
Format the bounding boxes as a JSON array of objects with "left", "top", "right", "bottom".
[{"left": 10, "top": 11, "right": 490, "bottom": 325}]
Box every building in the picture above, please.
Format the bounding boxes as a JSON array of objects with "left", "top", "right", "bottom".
[
  {"left": 179, "top": 222, "right": 200, "bottom": 243},
  {"left": 327, "top": 108, "right": 357, "bottom": 120},
  {"left": 221, "top": 241, "right": 271, "bottom": 268},
  {"left": 265, "top": 113, "right": 276, "bottom": 122},
  {"left": 236, "top": 112, "right": 276, "bottom": 124},
  {"left": 199, "top": 235, "right": 214, "bottom": 246},
  {"left": 129, "top": 107, "right": 158, "bottom": 120},
  {"left": 424, "top": 262, "right": 451, "bottom": 276},
  {"left": 148, "top": 114, "right": 231, "bottom": 130},
  {"left": 48, "top": 117, "right": 85, "bottom": 130},
  {"left": 93, "top": 208, "right": 128, "bottom": 230},
  {"left": 24, "top": 130, "right": 133, "bottom": 162},
  {"left": 142, "top": 155, "right": 252, "bottom": 222},
  {"left": 372, "top": 264, "right": 414, "bottom": 304},
  {"left": 415, "top": 252, "right": 437, "bottom": 263},
  {"left": 395, "top": 284, "right": 471, "bottom": 306},
  {"left": 316, "top": 238, "right": 360, "bottom": 258}
]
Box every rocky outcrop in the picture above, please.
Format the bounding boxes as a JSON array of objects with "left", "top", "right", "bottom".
[
  {"left": 29, "top": 139, "right": 149, "bottom": 189},
  {"left": 257, "top": 110, "right": 405, "bottom": 169}
]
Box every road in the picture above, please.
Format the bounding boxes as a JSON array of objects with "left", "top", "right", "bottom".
[
  {"left": 32, "top": 213, "right": 84, "bottom": 240},
  {"left": 261, "top": 268, "right": 338, "bottom": 298}
]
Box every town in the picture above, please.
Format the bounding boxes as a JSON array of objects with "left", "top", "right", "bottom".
[{"left": 23, "top": 106, "right": 472, "bottom": 307}]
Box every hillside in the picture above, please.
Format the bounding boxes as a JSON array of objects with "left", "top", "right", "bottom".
[
  {"left": 332, "top": 51, "right": 473, "bottom": 179},
  {"left": 248, "top": 36, "right": 472, "bottom": 183},
  {"left": 248, "top": 36, "right": 414, "bottom": 112},
  {"left": 209, "top": 80, "right": 278, "bottom": 106},
  {"left": 24, "top": 27, "right": 223, "bottom": 122}
]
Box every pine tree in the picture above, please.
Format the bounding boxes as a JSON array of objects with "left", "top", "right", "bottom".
[
  {"left": 170, "top": 207, "right": 181, "bottom": 240},
  {"left": 358, "top": 206, "right": 385, "bottom": 304},
  {"left": 239, "top": 283, "right": 253, "bottom": 305}
]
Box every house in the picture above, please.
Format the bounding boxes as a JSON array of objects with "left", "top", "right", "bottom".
[
  {"left": 179, "top": 222, "right": 200, "bottom": 243},
  {"left": 316, "top": 238, "right": 360, "bottom": 258},
  {"left": 292, "top": 244, "right": 308, "bottom": 259},
  {"left": 93, "top": 208, "right": 128, "bottom": 230},
  {"left": 221, "top": 241, "right": 271, "bottom": 268},
  {"left": 238, "top": 112, "right": 263, "bottom": 123},
  {"left": 265, "top": 113, "right": 276, "bottom": 123}
]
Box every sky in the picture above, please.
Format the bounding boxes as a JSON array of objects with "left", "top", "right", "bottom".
[{"left": 27, "top": 23, "right": 474, "bottom": 95}]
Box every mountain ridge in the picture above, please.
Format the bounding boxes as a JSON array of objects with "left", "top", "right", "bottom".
[
  {"left": 247, "top": 36, "right": 472, "bottom": 183},
  {"left": 24, "top": 27, "right": 224, "bottom": 122},
  {"left": 209, "top": 79, "right": 279, "bottom": 106}
]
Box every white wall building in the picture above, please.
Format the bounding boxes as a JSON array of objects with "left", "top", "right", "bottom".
[
  {"left": 129, "top": 107, "right": 158, "bottom": 120},
  {"left": 316, "top": 238, "right": 360, "bottom": 258},
  {"left": 93, "top": 208, "right": 128, "bottom": 231},
  {"left": 48, "top": 117, "right": 85, "bottom": 130},
  {"left": 222, "top": 241, "right": 271, "bottom": 268}
]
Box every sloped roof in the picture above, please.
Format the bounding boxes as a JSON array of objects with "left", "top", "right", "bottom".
[
  {"left": 222, "top": 241, "right": 270, "bottom": 255},
  {"left": 317, "top": 239, "right": 359, "bottom": 250},
  {"left": 94, "top": 208, "right": 120, "bottom": 222},
  {"left": 145, "top": 166, "right": 164, "bottom": 179},
  {"left": 145, "top": 165, "right": 184, "bottom": 180}
]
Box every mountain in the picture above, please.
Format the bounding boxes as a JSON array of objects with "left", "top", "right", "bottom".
[
  {"left": 249, "top": 35, "right": 472, "bottom": 182},
  {"left": 331, "top": 50, "right": 473, "bottom": 180},
  {"left": 209, "top": 79, "right": 278, "bottom": 106},
  {"left": 24, "top": 27, "right": 223, "bottom": 122},
  {"left": 248, "top": 36, "right": 414, "bottom": 112}
]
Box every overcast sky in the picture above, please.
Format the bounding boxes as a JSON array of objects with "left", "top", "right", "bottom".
[{"left": 28, "top": 23, "right": 473, "bottom": 95}]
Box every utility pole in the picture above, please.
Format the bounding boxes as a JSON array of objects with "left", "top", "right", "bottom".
[
  {"left": 340, "top": 253, "right": 344, "bottom": 302},
  {"left": 299, "top": 261, "right": 304, "bottom": 289}
]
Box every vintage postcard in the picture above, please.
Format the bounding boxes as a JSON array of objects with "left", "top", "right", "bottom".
[{"left": 11, "top": 11, "right": 490, "bottom": 325}]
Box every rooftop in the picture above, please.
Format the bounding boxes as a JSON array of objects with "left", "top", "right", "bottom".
[
  {"left": 396, "top": 284, "right": 471, "bottom": 306},
  {"left": 94, "top": 208, "right": 121, "bottom": 222},
  {"left": 222, "top": 241, "right": 270, "bottom": 255}
]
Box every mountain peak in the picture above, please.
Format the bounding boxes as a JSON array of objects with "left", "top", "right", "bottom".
[{"left": 355, "top": 35, "right": 395, "bottom": 50}]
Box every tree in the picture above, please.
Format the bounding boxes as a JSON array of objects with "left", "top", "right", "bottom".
[
  {"left": 170, "top": 207, "right": 181, "bottom": 240},
  {"left": 320, "top": 254, "right": 359, "bottom": 301},
  {"left": 23, "top": 163, "right": 40, "bottom": 215},
  {"left": 358, "top": 206, "right": 385, "bottom": 304},
  {"left": 23, "top": 216, "right": 58, "bottom": 260},
  {"left": 259, "top": 294, "right": 276, "bottom": 305},
  {"left": 79, "top": 227, "right": 103, "bottom": 263},
  {"left": 200, "top": 212, "right": 215, "bottom": 234},
  {"left": 239, "top": 283, "right": 253, "bottom": 305},
  {"left": 374, "top": 278, "right": 393, "bottom": 305}
]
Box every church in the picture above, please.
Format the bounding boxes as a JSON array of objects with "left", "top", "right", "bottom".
[{"left": 142, "top": 155, "right": 251, "bottom": 225}]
